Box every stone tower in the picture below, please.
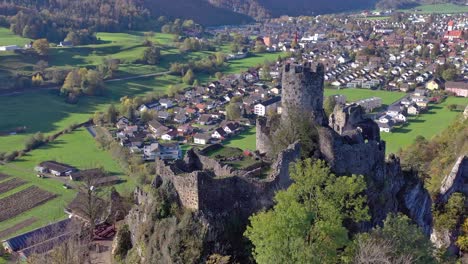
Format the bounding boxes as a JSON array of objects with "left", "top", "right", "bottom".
[{"left": 281, "top": 62, "right": 326, "bottom": 125}]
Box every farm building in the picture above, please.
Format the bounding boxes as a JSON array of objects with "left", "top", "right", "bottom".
[
  {"left": 35, "top": 161, "right": 76, "bottom": 176},
  {"left": 2, "top": 219, "right": 73, "bottom": 260},
  {"left": 69, "top": 168, "right": 105, "bottom": 181}
]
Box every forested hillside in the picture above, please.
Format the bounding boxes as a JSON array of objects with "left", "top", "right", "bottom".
[
  {"left": 208, "top": 0, "right": 377, "bottom": 19},
  {"left": 0, "top": 0, "right": 253, "bottom": 42}
]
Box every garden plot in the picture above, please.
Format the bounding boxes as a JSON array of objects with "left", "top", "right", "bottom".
[
  {"left": 0, "top": 178, "right": 26, "bottom": 195},
  {"left": 0, "top": 186, "right": 56, "bottom": 221}
]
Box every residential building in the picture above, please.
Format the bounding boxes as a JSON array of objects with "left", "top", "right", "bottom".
[
  {"left": 445, "top": 81, "right": 468, "bottom": 97},
  {"left": 143, "top": 142, "right": 182, "bottom": 160},
  {"left": 194, "top": 133, "right": 212, "bottom": 145},
  {"left": 254, "top": 96, "right": 281, "bottom": 116}
]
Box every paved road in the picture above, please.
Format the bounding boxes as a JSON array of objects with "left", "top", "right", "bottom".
[{"left": 0, "top": 71, "right": 171, "bottom": 97}]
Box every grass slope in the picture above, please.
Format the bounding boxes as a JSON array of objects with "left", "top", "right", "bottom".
[
  {"left": 399, "top": 3, "right": 468, "bottom": 13},
  {"left": 382, "top": 97, "right": 467, "bottom": 154},
  {"left": 0, "top": 128, "right": 134, "bottom": 238}
]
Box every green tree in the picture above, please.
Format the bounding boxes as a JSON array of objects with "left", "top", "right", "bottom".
[
  {"left": 33, "top": 39, "right": 50, "bottom": 56},
  {"left": 65, "top": 31, "right": 80, "bottom": 45},
  {"left": 215, "top": 72, "right": 223, "bottom": 80},
  {"left": 106, "top": 104, "right": 118, "bottom": 124},
  {"left": 350, "top": 214, "right": 436, "bottom": 264},
  {"left": 442, "top": 68, "right": 457, "bottom": 81},
  {"left": 226, "top": 103, "right": 241, "bottom": 120},
  {"left": 245, "top": 159, "right": 369, "bottom": 264},
  {"left": 142, "top": 45, "right": 161, "bottom": 65},
  {"left": 182, "top": 69, "right": 195, "bottom": 85},
  {"left": 447, "top": 104, "right": 457, "bottom": 111},
  {"left": 456, "top": 218, "right": 468, "bottom": 251},
  {"left": 255, "top": 40, "right": 266, "bottom": 53},
  {"left": 434, "top": 193, "right": 465, "bottom": 232}
]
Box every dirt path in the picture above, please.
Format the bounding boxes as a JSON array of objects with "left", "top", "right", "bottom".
[{"left": 0, "top": 217, "right": 37, "bottom": 239}]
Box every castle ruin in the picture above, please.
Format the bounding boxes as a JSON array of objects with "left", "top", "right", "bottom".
[{"left": 256, "top": 62, "right": 433, "bottom": 232}]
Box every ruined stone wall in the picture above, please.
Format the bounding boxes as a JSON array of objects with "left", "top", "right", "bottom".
[
  {"left": 171, "top": 172, "right": 201, "bottom": 210},
  {"left": 318, "top": 127, "right": 385, "bottom": 177},
  {"left": 156, "top": 142, "right": 301, "bottom": 216},
  {"left": 281, "top": 62, "right": 326, "bottom": 125},
  {"left": 439, "top": 155, "right": 468, "bottom": 203},
  {"left": 256, "top": 117, "right": 273, "bottom": 154}
]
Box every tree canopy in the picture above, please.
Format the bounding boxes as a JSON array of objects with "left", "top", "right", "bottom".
[{"left": 245, "top": 159, "right": 369, "bottom": 264}]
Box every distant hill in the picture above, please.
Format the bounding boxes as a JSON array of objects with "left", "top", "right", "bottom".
[
  {"left": 145, "top": 0, "right": 254, "bottom": 26},
  {"left": 208, "top": 0, "right": 377, "bottom": 19}
]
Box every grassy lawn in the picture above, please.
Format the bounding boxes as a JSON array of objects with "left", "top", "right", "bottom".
[
  {"left": 224, "top": 52, "right": 283, "bottom": 75},
  {"left": 0, "top": 28, "right": 32, "bottom": 46},
  {"left": 399, "top": 3, "right": 468, "bottom": 14},
  {"left": 205, "top": 145, "right": 258, "bottom": 169},
  {"left": 381, "top": 97, "right": 467, "bottom": 154},
  {"left": 0, "top": 128, "right": 135, "bottom": 238},
  {"left": 224, "top": 127, "right": 256, "bottom": 151},
  {"left": 324, "top": 88, "right": 406, "bottom": 106}
]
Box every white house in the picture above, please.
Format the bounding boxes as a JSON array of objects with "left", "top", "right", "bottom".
[
  {"left": 159, "top": 99, "right": 174, "bottom": 109},
  {"left": 143, "top": 143, "right": 181, "bottom": 161},
  {"left": 254, "top": 97, "right": 281, "bottom": 116},
  {"left": 211, "top": 128, "right": 227, "bottom": 139},
  {"left": 194, "top": 133, "right": 212, "bottom": 145}
]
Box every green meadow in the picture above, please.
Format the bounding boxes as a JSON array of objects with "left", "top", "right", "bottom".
[
  {"left": 224, "top": 127, "right": 256, "bottom": 151},
  {"left": 382, "top": 97, "right": 467, "bottom": 154},
  {"left": 0, "top": 28, "right": 32, "bottom": 46},
  {"left": 324, "top": 88, "right": 406, "bottom": 106},
  {"left": 399, "top": 3, "right": 468, "bottom": 14}
]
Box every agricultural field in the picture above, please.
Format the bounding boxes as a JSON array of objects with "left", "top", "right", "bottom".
[
  {"left": 0, "top": 178, "right": 26, "bottom": 194},
  {"left": 324, "top": 88, "right": 406, "bottom": 106},
  {"left": 382, "top": 97, "right": 467, "bottom": 154},
  {"left": 399, "top": 3, "right": 468, "bottom": 14},
  {"left": 0, "top": 128, "right": 135, "bottom": 238},
  {"left": 0, "top": 186, "right": 56, "bottom": 221}
]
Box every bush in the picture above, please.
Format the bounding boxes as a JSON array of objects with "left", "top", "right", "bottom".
[
  {"left": 24, "top": 132, "right": 45, "bottom": 150},
  {"left": 4, "top": 151, "right": 19, "bottom": 162}
]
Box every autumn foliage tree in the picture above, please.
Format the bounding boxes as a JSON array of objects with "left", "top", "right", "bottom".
[{"left": 32, "top": 39, "right": 50, "bottom": 56}]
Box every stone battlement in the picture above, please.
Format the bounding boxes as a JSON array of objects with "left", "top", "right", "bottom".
[{"left": 284, "top": 62, "right": 324, "bottom": 75}]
